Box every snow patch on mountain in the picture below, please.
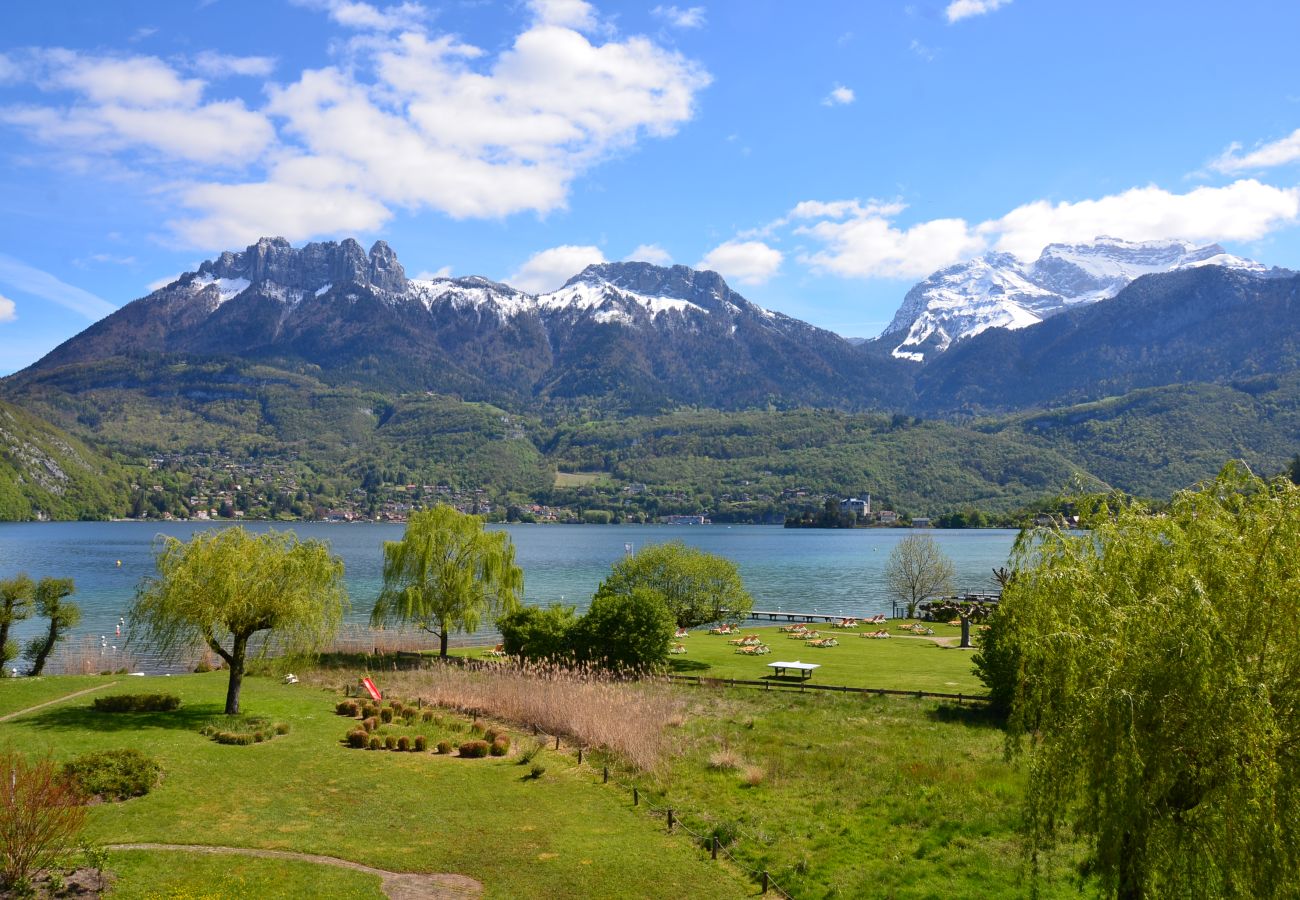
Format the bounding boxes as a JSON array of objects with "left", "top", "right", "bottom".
[
  {"left": 192, "top": 275, "right": 250, "bottom": 305},
  {"left": 884, "top": 237, "right": 1267, "bottom": 361}
]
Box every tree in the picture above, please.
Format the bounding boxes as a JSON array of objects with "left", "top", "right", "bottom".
[
  {"left": 578, "top": 586, "right": 675, "bottom": 672},
  {"left": 24, "top": 579, "right": 80, "bottom": 676},
  {"left": 883, "top": 534, "right": 955, "bottom": 618},
  {"left": 1002, "top": 465, "right": 1300, "bottom": 899},
  {"left": 370, "top": 506, "right": 523, "bottom": 658},
  {"left": 497, "top": 604, "right": 579, "bottom": 662},
  {"left": 130, "top": 527, "right": 346, "bottom": 714},
  {"left": 593, "top": 540, "right": 753, "bottom": 629},
  {"left": 0, "top": 574, "right": 34, "bottom": 677}
]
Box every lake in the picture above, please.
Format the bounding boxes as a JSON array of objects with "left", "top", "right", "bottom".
[{"left": 0, "top": 522, "right": 1017, "bottom": 670}]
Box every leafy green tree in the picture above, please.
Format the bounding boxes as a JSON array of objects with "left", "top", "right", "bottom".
[
  {"left": 0, "top": 574, "right": 34, "bottom": 676},
  {"left": 593, "top": 540, "right": 752, "bottom": 629},
  {"left": 497, "top": 604, "right": 579, "bottom": 662},
  {"left": 883, "top": 534, "right": 955, "bottom": 618},
  {"left": 579, "top": 586, "right": 675, "bottom": 672},
  {"left": 130, "top": 527, "right": 346, "bottom": 714},
  {"left": 371, "top": 506, "right": 523, "bottom": 658},
  {"left": 24, "top": 579, "right": 80, "bottom": 676},
  {"left": 1003, "top": 465, "right": 1300, "bottom": 899}
]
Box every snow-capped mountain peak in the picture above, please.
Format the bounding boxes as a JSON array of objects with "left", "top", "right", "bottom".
[{"left": 884, "top": 237, "right": 1268, "bottom": 361}]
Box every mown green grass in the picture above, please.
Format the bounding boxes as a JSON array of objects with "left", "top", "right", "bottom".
[
  {"left": 602, "top": 688, "right": 1092, "bottom": 899},
  {"left": 104, "top": 849, "right": 386, "bottom": 899},
  {"left": 0, "top": 672, "right": 746, "bottom": 899},
  {"left": 0, "top": 674, "right": 116, "bottom": 716},
  {"left": 662, "top": 622, "right": 984, "bottom": 694}
]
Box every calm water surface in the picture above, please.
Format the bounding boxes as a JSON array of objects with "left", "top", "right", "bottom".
[{"left": 0, "top": 522, "right": 1017, "bottom": 664}]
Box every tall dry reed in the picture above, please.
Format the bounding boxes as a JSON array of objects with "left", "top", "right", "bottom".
[{"left": 381, "top": 662, "right": 686, "bottom": 772}]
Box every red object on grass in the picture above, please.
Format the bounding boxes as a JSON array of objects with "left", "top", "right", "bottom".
[{"left": 361, "top": 677, "right": 382, "bottom": 701}]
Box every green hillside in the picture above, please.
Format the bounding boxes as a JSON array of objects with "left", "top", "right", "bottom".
[{"left": 0, "top": 398, "right": 129, "bottom": 519}]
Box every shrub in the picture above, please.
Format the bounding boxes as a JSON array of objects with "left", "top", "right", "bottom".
[
  {"left": 379, "top": 707, "right": 394, "bottom": 724},
  {"left": 527, "top": 762, "right": 546, "bottom": 780},
  {"left": 215, "top": 732, "right": 255, "bottom": 746},
  {"left": 0, "top": 752, "right": 88, "bottom": 891},
  {"left": 361, "top": 703, "right": 378, "bottom": 719},
  {"left": 368, "top": 736, "right": 383, "bottom": 751},
  {"left": 362, "top": 717, "right": 378, "bottom": 733},
  {"left": 492, "top": 734, "right": 511, "bottom": 752},
  {"left": 484, "top": 728, "right": 501, "bottom": 743},
  {"left": 397, "top": 736, "right": 411, "bottom": 752},
  {"left": 274, "top": 722, "right": 290, "bottom": 735},
  {"left": 421, "top": 710, "right": 434, "bottom": 723},
  {"left": 459, "top": 740, "right": 490, "bottom": 759},
  {"left": 469, "top": 722, "right": 484, "bottom": 736},
  {"left": 381, "top": 735, "right": 395, "bottom": 751},
  {"left": 91, "top": 693, "right": 181, "bottom": 713},
  {"left": 389, "top": 701, "right": 405, "bottom": 715},
  {"left": 335, "top": 700, "right": 359, "bottom": 717},
  {"left": 741, "top": 765, "right": 766, "bottom": 787},
  {"left": 436, "top": 741, "right": 452, "bottom": 755},
  {"left": 346, "top": 729, "right": 368, "bottom": 749},
  {"left": 490, "top": 738, "right": 509, "bottom": 757},
  {"left": 414, "top": 736, "right": 428, "bottom": 752},
  {"left": 708, "top": 748, "right": 743, "bottom": 771},
  {"left": 61, "top": 749, "right": 161, "bottom": 802}
]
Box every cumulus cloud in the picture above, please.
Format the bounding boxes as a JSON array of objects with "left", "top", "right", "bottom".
[
  {"left": 789, "top": 179, "right": 1300, "bottom": 279},
  {"left": 0, "top": 8, "right": 711, "bottom": 249},
  {"left": 822, "top": 84, "right": 855, "bottom": 106},
  {"left": 626, "top": 243, "right": 672, "bottom": 265},
  {"left": 946, "top": 0, "right": 1011, "bottom": 23},
  {"left": 697, "top": 240, "right": 782, "bottom": 285},
  {"left": 192, "top": 51, "right": 277, "bottom": 78},
  {"left": 0, "top": 254, "right": 117, "bottom": 319},
  {"left": 290, "top": 0, "right": 430, "bottom": 32},
  {"left": 1211, "top": 128, "right": 1300, "bottom": 174},
  {"left": 652, "top": 5, "right": 706, "bottom": 29},
  {"left": 510, "top": 244, "right": 606, "bottom": 293},
  {"left": 0, "top": 293, "right": 15, "bottom": 323}
]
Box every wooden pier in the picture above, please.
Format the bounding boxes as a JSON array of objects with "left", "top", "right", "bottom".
[{"left": 746, "top": 610, "right": 866, "bottom": 623}]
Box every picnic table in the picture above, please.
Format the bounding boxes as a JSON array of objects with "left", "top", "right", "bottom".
[{"left": 768, "top": 660, "right": 820, "bottom": 681}]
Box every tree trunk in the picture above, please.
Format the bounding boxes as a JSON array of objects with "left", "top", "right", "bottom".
[
  {"left": 439, "top": 629, "right": 449, "bottom": 659},
  {"left": 224, "top": 632, "right": 249, "bottom": 715},
  {"left": 29, "top": 620, "right": 58, "bottom": 676},
  {"left": 1117, "top": 830, "right": 1145, "bottom": 900},
  {"left": 960, "top": 615, "right": 972, "bottom": 649}
]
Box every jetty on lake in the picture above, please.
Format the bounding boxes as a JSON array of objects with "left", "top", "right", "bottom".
[{"left": 746, "top": 592, "right": 1001, "bottom": 624}]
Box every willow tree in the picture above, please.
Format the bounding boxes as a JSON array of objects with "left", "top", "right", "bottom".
[
  {"left": 370, "top": 506, "right": 523, "bottom": 658},
  {"left": 0, "top": 574, "right": 34, "bottom": 676},
  {"left": 24, "top": 578, "right": 80, "bottom": 676},
  {"left": 1002, "top": 464, "right": 1300, "bottom": 899},
  {"left": 130, "top": 528, "right": 347, "bottom": 714}
]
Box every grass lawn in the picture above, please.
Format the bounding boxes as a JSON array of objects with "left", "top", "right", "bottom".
[
  {"left": 0, "top": 672, "right": 746, "bottom": 899},
  {"left": 104, "top": 849, "right": 386, "bottom": 899},
  {"left": 0, "top": 674, "right": 118, "bottom": 717},
  {"left": 602, "top": 688, "right": 1093, "bottom": 899}
]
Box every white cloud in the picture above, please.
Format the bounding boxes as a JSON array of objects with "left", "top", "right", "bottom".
[
  {"left": 290, "top": 0, "right": 429, "bottom": 32},
  {"left": 945, "top": 0, "right": 1011, "bottom": 24},
  {"left": 697, "top": 240, "right": 782, "bottom": 285},
  {"left": 626, "top": 243, "right": 672, "bottom": 265},
  {"left": 822, "top": 84, "right": 855, "bottom": 106},
  {"left": 652, "top": 5, "right": 706, "bottom": 29},
  {"left": 192, "top": 52, "right": 277, "bottom": 78},
  {"left": 0, "top": 54, "right": 20, "bottom": 84},
  {"left": 528, "top": 0, "right": 597, "bottom": 31},
  {"left": 0, "top": 254, "right": 117, "bottom": 319},
  {"left": 0, "top": 293, "right": 15, "bottom": 323},
  {"left": 909, "top": 39, "right": 935, "bottom": 62},
  {"left": 789, "top": 179, "right": 1300, "bottom": 279},
  {"left": 1211, "top": 128, "right": 1300, "bottom": 174},
  {"left": 510, "top": 245, "right": 606, "bottom": 293},
  {"left": 0, "top": 9, "right": 710, "bottom": 250}
]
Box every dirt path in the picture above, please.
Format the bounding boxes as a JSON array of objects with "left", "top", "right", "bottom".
[
  {"left": 0, "top": 681, "right": 119, "bottom": 722},
  {"left": 107, "top": 843, "right": 483, "bottom": 899}
]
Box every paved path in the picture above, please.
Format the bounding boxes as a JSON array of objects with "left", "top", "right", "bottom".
[
  {"left": 107, "top": 843, "right": 483, "bottom": 899},
  {"left": 0, "top": 681, "right": 119, "bottom": 722}
]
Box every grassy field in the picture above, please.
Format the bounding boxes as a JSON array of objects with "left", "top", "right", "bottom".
[
  {"left": 553, "top": 471, "right": 607, "bottom": 487},
  {"left": 457, "top": 621, "right": 985, "bottom": 694},
  {"left": 603, "top": 688, "right": 1092, "bottom": 899},
  {"left": 0, "top": 672, "right": 747, "bottom": 899},
  {"left": 0, "top": 674, "right": 116, "bottom": 716}
]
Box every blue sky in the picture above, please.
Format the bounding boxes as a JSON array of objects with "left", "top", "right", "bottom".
[{"left": 1, "top": 0, "right": 1299, "bottom": 373}]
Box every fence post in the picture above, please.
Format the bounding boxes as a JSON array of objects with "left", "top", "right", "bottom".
[
  {"left": 761, "top": 871, "right": 769, "bottom": 894},
  {"left": 711, "top": 835, "right": 718, "bottom": 860},
  {"left": 667, "top": 809, "right": 674, "bottom": 832},
  {"left": 603, "top": 766, "right": 609, "bottom": 784},
  {"left": 577, "top": 747, "right": 583, "bottom": 765},
  {"left": 555, "top": 735, "right": 561, "bottom": 751},
  {"left": 633, "top": 787, "right": 639, "bottom": 806}
]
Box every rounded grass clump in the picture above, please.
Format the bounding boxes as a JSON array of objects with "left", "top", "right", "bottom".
[
  {"left": 436, "top": 740, "right": 452, "bottom": 755},
  {"left": 362, "top": 717, "right": 378, "bottom": 733},
  {"left": 346, "top": 729, "right": 368, "bottom": 749},
  {"left": 421, "top": 710, "right": 435, "bottom": 723},
  {"left": 414, "top": 735, "right": 428, "bottom": 752},
  {"left": 384, "top": 735, "right": 398, "bottom": 751},
  {"left": 61, "top": 749, "right": 161, "bottom": 801},
  {"left": 397, "top": 736, "right": 411, "bottom": 752},
  {"left": 368, "top": 735, "right": 383, "bottom": 751},
  {"left": 335, "top": 700, "right": 360, "bottom": 717},
  {"left": 92, "top": 693, "right": 181, "bottom": 713},
  {"left": 459, "top": 740, "right": 490, "bottom": 759}
]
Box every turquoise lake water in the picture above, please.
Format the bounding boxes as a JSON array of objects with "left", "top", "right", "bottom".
[{"left": 0, "top": 522, "right": 1018, "bottom": 668}]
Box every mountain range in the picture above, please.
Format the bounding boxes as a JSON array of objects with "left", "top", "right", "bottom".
[{"left": 3, "top": 234, "right": 1298, "bottom": 519}]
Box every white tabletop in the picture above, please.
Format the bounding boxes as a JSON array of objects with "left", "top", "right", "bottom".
[{"left": 768, "top": 661, "right": 819, "bottom": 671}]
